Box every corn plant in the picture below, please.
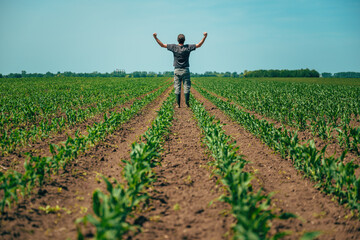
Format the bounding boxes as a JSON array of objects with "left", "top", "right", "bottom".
[
  {"left": 0, "top": 171, "right": 25, "bottom": 212},
  {"left": 77, "top": 178, "right": 139, "bottom": 239}
]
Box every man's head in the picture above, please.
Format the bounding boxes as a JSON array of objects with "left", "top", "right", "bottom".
[{"left": 177, "top": 34, "right": 185, "bottom": 44}]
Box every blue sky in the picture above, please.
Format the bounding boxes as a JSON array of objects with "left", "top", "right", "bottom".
[{"left": 0, "top": 0, "right": 359, "bottom": 74}]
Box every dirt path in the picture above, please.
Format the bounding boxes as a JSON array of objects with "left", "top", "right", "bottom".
[
  {"left": 0, "top": 86, "right": 172, "bottom": 240},
  {"left": 134, "top": 92, "right": 233, "bottom": 240},
  {"left": 192, "top": 88, "right": 360, "bottom": 240}
]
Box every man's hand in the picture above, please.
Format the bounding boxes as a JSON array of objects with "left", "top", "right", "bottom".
[
  {"left": 153, "top": 33, "right": 167, "bottom": 48},
  {"left": 196, "top": 32, "right": 208, "bottom": 48}
]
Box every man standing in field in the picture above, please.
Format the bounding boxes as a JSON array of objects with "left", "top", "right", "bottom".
[{"left": 153, "top": 32, "right": 208, "bottom": 108}]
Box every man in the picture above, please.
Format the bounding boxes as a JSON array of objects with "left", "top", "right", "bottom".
[{"left": 153, "top": 32, "right": 208, "bottom": 107}]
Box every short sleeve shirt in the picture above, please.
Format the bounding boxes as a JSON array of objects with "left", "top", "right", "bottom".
[{"left": 167, "top": 44, "right": 196, "bottom": 68}]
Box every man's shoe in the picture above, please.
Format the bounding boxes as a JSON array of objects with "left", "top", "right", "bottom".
[
  {"left": 185, "top": 93, "right": 190, "bottom": 107},
  {"left": 176, "top": 94, "right": 181, "bottom": 108}
]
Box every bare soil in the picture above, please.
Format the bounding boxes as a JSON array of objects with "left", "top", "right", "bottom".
[{"left": 132, "top": 92, "right": 233, "bottom": 240}]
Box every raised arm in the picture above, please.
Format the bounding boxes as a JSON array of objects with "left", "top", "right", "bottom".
[
  {"left": 153, "top": 33, "right": 167, "bottom": 48},
  {"left": 196, "top": 32, "right": 208, "bottom": 48}
]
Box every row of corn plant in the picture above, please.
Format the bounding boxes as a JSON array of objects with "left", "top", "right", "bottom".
[
  {"left": 195, "top": 86, "right": 360, "bottom": 216},
  {"left": 336, "top": 118, "right": 360, "bottom": 155},
  {"left": 193, "top": 77, "right": 360, "bottom": 154},
  {"left": 0, "top": 77, "right": 167, "bottom": 127},
  {"left": 76, "top": 92, "right": 176, "bottom": 239},
  {"left": 0, "top": 86, "right": 169, "bottom": 213},
  {"left": 195, "top": 81, "right": 360, "bottom": 159},
  {"left": 0, "top": 77, "right": 169, "bottom": 154},
  {"left": 189, "top": 96, "right": 297, "bottom": 239}
]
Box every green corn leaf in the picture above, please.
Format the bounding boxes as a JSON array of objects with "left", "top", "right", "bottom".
[
  {"left": 300, "top": 231, "right": 322, "bottom": 240},
  {"left": 92, "top": 190, "right": 102, "bottom": 217},
  {"left": 278, "top": 212, "right": 297, "bottom": 220}
]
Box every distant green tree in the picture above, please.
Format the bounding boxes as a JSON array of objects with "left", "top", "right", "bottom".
[
  {"left": 321, "top": 72, "right": 332, "bottom": 78},
  {"left": 244, "top": 70, "right": 249, "bottom": 77},
  {"left": 244, "top": 69, "right": 320, "bottom": 78},
  {"left": 63, "top": 71, "right": 73, "bottom": 77},
  {"left": 231, "top": 72, "right": 239, "bottom": 78},
  {"left": 310, "top": 69, "right": 320, "bottom": 77},
  {"left": 162, "top": 71, "right": 174, "bottom": 77},
  {"left": 8, "top": 73, "right": 22, "bottom": 78},
  {"left": 132, "top": 71, "right": 141, "bottom": 78},
  {"left": 110, "top": 70, "right": 126, "bottom": 77},
  {"left": 203, "top": 71, "right": 217, "bottom": 77},
  {"left": 333, "top": 72, "right": 360, "bottom": 78},
  {"left": 223, "top": 72, "right": 231, "bottom": 77},
  {"left": 45, "top": 71, "right": 54, "bottom": 77},
  {"left": 148, "top": 71, "right": 157, "bottom": 77}
]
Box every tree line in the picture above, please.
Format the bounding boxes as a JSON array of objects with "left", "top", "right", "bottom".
[
  {"left": 243, "top": 69, "right": 320, "bottom": 78},
  {"left": 0, "top": 70, "right": 174, "bottom": 79},
  {"left": 0, "top": 70, "right": 243, "bottom": 79},
  {"left": 321, "top": 72, "right": 360, "bottom": 78},
  {"left": 2, "top": 69, "right": 360, "bottom": 79}
]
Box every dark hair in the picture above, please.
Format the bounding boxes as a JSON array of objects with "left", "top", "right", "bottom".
[{"left": 177, "top": 34, "right": 185, "bottom": 44}]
